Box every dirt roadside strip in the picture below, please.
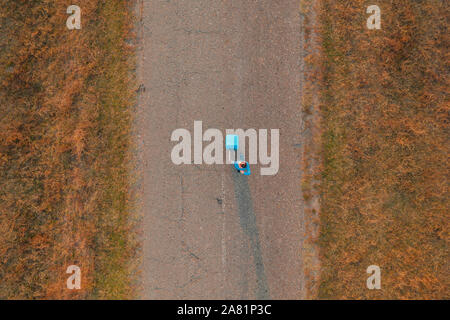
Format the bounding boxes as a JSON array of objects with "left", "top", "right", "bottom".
[{"left": 135, "top": 0, "right": 319, "bottom": 299}]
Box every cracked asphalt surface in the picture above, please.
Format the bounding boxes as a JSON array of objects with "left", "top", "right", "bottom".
[{"left": 137, "top": 0, "right": 306, "bottom": 299}]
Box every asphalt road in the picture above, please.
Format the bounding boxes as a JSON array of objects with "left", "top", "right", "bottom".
[{"left": 137, "top": 0, "right": 305, "bottom": 299}]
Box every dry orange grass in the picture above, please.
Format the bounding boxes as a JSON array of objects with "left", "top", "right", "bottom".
[
  {"left": 317, "top": 0, "right": 449, "bottom": 299},
  {"left": 0, "top": 0, "right": 137, "bottom": 299}
]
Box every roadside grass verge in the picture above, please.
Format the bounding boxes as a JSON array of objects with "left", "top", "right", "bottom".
[
  {"left": 317, "top": 0, "right": 448, "bottom": 299},
  {"left": 0, "top": 0, "right": 137, "bottom": 299}
]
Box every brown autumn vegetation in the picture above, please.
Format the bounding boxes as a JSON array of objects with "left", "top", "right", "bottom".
[
  {"left": 315, "top": 0, "right": 449, "bottom": 299},
  {"left": 0, "top": 0, "right": 137, "bottom": 299}
]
